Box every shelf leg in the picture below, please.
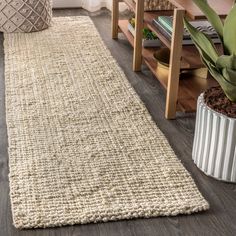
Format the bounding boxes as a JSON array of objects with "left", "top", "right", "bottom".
[
  {"left": 165, "top": 8, "right": 185, "bottom": 119},
  {"left": 112, "top": 0, "right": 119, "bottom": 39},
  {"left": 133, "top": 0, "right": 144, "bottom": 71}
]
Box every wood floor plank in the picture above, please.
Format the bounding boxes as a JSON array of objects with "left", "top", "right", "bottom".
[{"left": 0, "top": 8, "right": 235, "bottom": 236}]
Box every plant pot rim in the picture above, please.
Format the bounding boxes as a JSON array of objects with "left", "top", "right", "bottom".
[{"left": 199, "top": 92, "right": 236, "bottom": 121}]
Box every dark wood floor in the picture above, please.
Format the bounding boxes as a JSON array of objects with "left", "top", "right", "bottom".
[{"left": 0, "top": 8, "right": 236, "bottom": 236}]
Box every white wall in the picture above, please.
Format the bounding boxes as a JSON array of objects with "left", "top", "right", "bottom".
[
  {"left": 53, "top": 0, "right": 83, "bottom": 8},
  {"left": 52, "top": 0, "right": 125, "bottom": 12}
]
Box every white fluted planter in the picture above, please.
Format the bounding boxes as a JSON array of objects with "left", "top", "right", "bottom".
[{"left": 192, "top": 94, "right": 236, "bottom": 183}]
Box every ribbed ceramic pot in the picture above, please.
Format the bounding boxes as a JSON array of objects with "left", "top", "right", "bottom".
[
  {"left": 0, "top": 0, "right": 52, "bottom": 33},
  {"left": 192, "top": 93, "right": 236, "bottom": 183}
]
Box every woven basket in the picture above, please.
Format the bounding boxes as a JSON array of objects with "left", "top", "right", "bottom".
[
  {"left": 133, "top": 0, "right": 174, "bottom": 11},
  {"left": 0, "top": 0, "right": 52, "bottom": 33}
]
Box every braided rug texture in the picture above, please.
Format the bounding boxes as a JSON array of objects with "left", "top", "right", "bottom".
[{"left": 5, "top": 16, "right": 209, "bottom": 229}]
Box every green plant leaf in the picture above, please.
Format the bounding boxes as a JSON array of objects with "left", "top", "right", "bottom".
[
  {"left": 185, "top": 1, "right": 236, "bottom": 102},
  {"left": 222, "top": 68, "right": 236, "bottom": 84},
  {"left": 223, "top": 4, "right": 236, "bottom": 55},
  {"left": 221, "top": 69, "right": 236, "bottom": 102},
  {"left": 192, "top": 0, "right": 224, "bottom": 42},
  {"left": 184, "top": 18, "right": 219, "bottom": 64},
  {"left": 216, "top": 55, "right": 236, "bottom": 70},
  {"left": 203, "top": 59, "right": 236, "bottom": 102}
]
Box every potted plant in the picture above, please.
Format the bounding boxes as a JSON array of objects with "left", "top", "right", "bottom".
[
  {"left": 128, "top": 18, "right": 161, "bottom": 47},
  {"left": 184, "top": 0, "right": 236, "bottom": 182}
]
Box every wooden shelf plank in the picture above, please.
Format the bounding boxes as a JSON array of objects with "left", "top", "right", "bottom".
[
  {"left": 119, "top": 20, "right": 135, "bottom": 46},
  {"left": 124, "top": 0, "right": 234, "bottom": 20},
  {"left": 168, "top": 0, "right": 234, "bottom": 20},
  {"left": 144, "top": 57, "right": 168, "bottom": 89},
  {"left": 123, "top": 0, "right": 135, "bottom": 11}
]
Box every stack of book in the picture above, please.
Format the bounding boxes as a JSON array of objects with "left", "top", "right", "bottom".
[{"left": 153, "top": 16, "right": 221, "bottom": 45}]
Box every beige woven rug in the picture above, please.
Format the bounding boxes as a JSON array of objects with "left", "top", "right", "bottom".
[{"left": 5, "top": 16, "right": 209, "bottom": 229}]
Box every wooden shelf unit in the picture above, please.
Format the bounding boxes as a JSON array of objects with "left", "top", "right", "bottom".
[
  {"left": 118, "top": 19, "right": 217, "bottom": 112},
  {"left": 112, "top": 0, "right": 233, "bottom": 119}
]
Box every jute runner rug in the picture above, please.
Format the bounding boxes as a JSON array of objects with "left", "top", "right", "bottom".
[{"left": 4, "top": 17, "right": 209, "bottom": 229}]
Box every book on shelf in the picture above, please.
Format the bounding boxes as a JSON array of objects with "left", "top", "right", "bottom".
[{"left": 153, "top": 16, "right": 221, "bottom": 45}]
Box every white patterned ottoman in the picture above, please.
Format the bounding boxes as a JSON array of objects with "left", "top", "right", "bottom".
[{"left": 0, "top": 0, "right": 52, "bottom": 33}]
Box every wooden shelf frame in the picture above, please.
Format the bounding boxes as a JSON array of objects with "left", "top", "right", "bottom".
[
  {"left": 118, "top": 19, "right": 217, "bottom": 113},
  {"left": 112, "top": 0, "right": 226, "bottom": 119}
]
